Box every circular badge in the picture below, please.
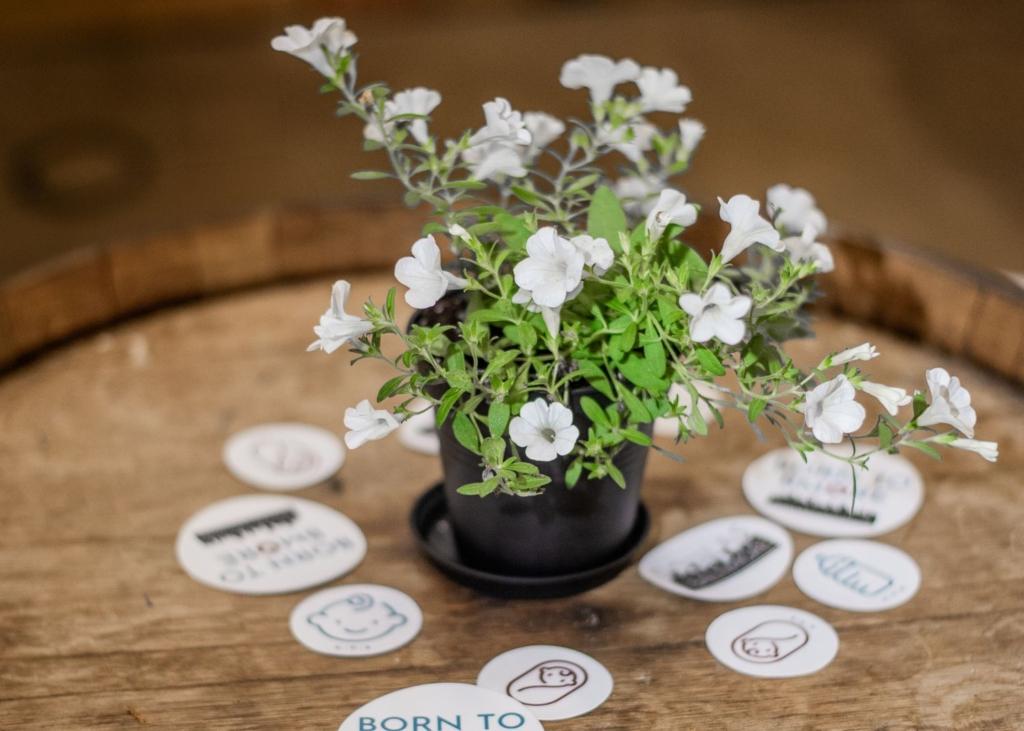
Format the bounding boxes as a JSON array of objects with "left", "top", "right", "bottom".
[
  {"left": 477, "top": 645, "right": 612, "bottom": 721},
  {"left": 793, "top": 539, "right": 921, "bottom": 612},
  {"left": 338, "top": 682, "right": 543, "bottom": 731},
  {"left": 639, "top": 515, "right": 793, "bottom": 602},
  {"left": 743, "top": 449, "right": 923, "bottom": 537},
  {"left": 175, "top": 495, "right": 366, "bottom": 595},
  {"left": 705, "top": 605, "right": 839, "bottom": 678},
  {"left": 290, "top": 584, "right": 422, "bottom": 657},
  {"left": 397, "top": 401, "right": 440, "bottom": 456},
  {"left": 223, "top": 423, "right": 345, "bottom": 491}
]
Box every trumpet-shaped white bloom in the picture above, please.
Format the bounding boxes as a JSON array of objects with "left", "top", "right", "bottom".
[
  {"left": 718, "top": 194, "right": 784, "bottom": 263},
  {"left": 782, "top": 224, "right": 834, "bottom": 272},
  {"left": 614, "top": 174, "right": 662, "bottom": 215},
  {"left": 363, "top": 87, "right": 441, "bottom": 144},
  {"left": 509, "top": 398, "right": 579, "bottom": 462},
  {"left": 468, "top": 97, "right": 531, "bottom": 147},
  {"left": 523, "top": 112, "right": 565, "bottom": 159},
  {"left": 560, "top": 54, "right": 641, "bottom": 104},
  {"left": 512, "top": 288, "right": 565, "bottom": 338},
  {"left": 679, "top": 283, "right": 752, "bottom": 345},
  {"left": 831, "top": 342, "right": 879, "bottom": 365},
  {"left": 394, "top": 235, "right": 468, "bottom": 309},
  {"left": 271, "top": 17, "right": 357, "bottom": 78},
  {"left": 343, "top": 399, "right": 401, "bottom": 449},
  {"left": 802, "top": 374, "right": 866, "bottom": 444},
  {"left": 513, "top": 228, "right": 585, "bottom": 308},
  {"left": 767, "top": 184, "right": 828, "bottom": 235},
  {"left": 462, "top": 97, "right": 532, "bottom": 179},
  {"left": 860, "top": 381, "right": 912, "bottom": 416},
  {"left": 597, "top": 120, "right": 657, "bottom": 163},
  {"left": 569, "top": 235, "right": 614, "bottom": 275},
  {"left": 636, "top": 66, "right": 692, "bottom": 113},
  {"left": 918, "top": 367, "right": 977, "bottom": 437},
  {"left": 948, "top": 438, "right": 998, "bottom": 462},
  {"left": 678, "top": 118, "right": 705, "bottom": 158},
  {"left": 646, "top": 188, "right": 699, "bottom": 239},
  {"left": 307, "top": 280, "right": 373, "bottom": 354}
]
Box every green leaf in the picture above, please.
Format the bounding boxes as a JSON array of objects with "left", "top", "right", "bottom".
[
  {"left": 579, "top": 396, "right": 610, "bottom": 428},
  {"left": 384, "top": 287, "right": 396, "bottom": 320},
  {"left": 620, "top": 388, "right": 652, "bottom": 421},
  {"left": 606, "top": 462, "right": 626, "bottom": 489},
  {"left": 575, "top": 361, "right": 615, "bottom": 400},
  {"left": 747, "top": 398, "right": 767, "bottom": 423},
  {"left": 452, "top": 412, "right": 480, "bottom": 453},
  {"left": 376, "top": 376, "right": 405, "bottom": 402},
  {"left": 482, "top": 436, "right": 505, "bottom": 466},
  {"left": 621, "top": 428, "right": 652, "bottom": 446},
  {"left": 644, "top": 339, "right": 667, "bottom": 378},
  {"left": 487, "top": 402, "right": 511, "bottom": 437},
  {"left": 586, "top": 186, "right": 627, "bottom": 248},
  {"left": 435, "top": 387, "right": 463, "bottom": 427},
  {"left": 510, "top": 185, "right": 543, "bottom": 206},
  {"left": 457, "top": 477, "right": 500, "bottom": 497},
  {"left": 565, "top": 460, "right": 583, "bottom": 488},
  {"left": 351, "top": 170, "right": 391, "bottom": 180},
  {"left": 905, "top": 440, "right": 942, "bottom": 460},
  {"left": 695, "top": 347, "right": 727, "bottom": 376},
  {"left": 879, "top": 421, "right": 893, "bottom": 450},
  {"left": 911, "top": 391, "right": 929, "bottom": 420},
  {"left": 620, "top": 355, "right": 667, "bottom": 390}
]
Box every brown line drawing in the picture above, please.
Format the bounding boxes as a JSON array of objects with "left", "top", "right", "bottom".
[
  {"left": 506, "top": 659, "right": 589, "bottom": 706},
  {"left": 730, "top": 620, "right": 809, "bottom": 664}
]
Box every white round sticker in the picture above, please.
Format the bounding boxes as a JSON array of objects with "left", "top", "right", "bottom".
[
  {"left": 743, "top": 449, "right": 923, "bottom": 537},
  {"left": 705, "top": 605, "right": 839, "bottom": 678},
  {"left": 223, "top": 423, "right": 345, "bottom": 491},
  {"left": 175, "top": 495, "right": 366, "bottom": 595},
  {"left": 477, "top": 645, "right": 612, "bottom": 721},
  {"left": 639, "top": 515, "right": 793, "bottom": 602},
  {"left": 397, "top": 401, "right": 440, "bottom": 456},
  {"left": 290, "top": 584, "right": 423, "bottom": 657},
  {"left": 338, "top": 683, "right": 543, "bottom": 731},
  {"left": 793, "top": 539, "right": 921, "bottom": 612}
]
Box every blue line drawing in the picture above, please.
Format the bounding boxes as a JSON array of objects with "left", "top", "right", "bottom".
[
  {"left": 816, "top": 553, "right": 894, "bottom": 596},
  {"left": 308, "top": 592, "right": 407, "bottom": 642}
]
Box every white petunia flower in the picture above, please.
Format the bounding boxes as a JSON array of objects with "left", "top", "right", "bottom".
[
  {"left": 508, "top": 398, "right": 580, "bottom": 462},
  {"left": 802, "top": 374, "right": 866, "bottom": 444},
  {"left": 614, "top": 174, "right": 662, "bottom": 215},
  {"left": 646, "top": 188, "right": 699, "bottom": 239},
  {"left": 462, "top": 143, "right": 527, "bottom": 180},
  {"left": 678, "top": 283, "right": 752, "bottom": 345},
  {"left": 782, "top": 224, "right": 834, "bottom": 272},
  {"left": 271, "top": 17, "right": 357, "bottom": 78},
  {"left": 569, "top": 235, "right": 615, "bottom": 275},
  {"left": 462, "top": 97, "right": 532, "bottom": 179},
  {"left": 512, "top": 288, "right": 565, "bottom": 338},
  {"left": 343, "top": 399, "right": 401, "bottom": 449},
  {"left": 678, "top": 118, "right": 705, "bottom": 158},
  {"left": 654, "top": 381, "right": 721, "bottom": 437},
  {"left": 917, "top": 367, "right": 977, "bottom": 437},
  {"left": 363, "top": 87, "right": 441, "bottom": 144},
  {"left": 860, "top": 381, "right": 912, "bottom": 416},
  {"left": 718, "top": 194, "right": 784, "bottom": 263},
  {"left": 394, "top": 235, "right": 468, "bottom": 309},
  {"left": 636, "top": 66, "right": 692, "bottom": 113},
  {"left": 948, "top": 438, "right": 998, "bottom": 462},
  {"left": 831, "top": 342, "right": 879, "bottom": 365},
  {"left": 307, "top": 280, "right": 373, "bottom": 354},
  {"left": 513, "top": 227, "right": 585, "bottom": 308},
  {"left": 596, "top": 120, "right": 657, "bottom": 163},
  {"left": 523, "top": 112, "right": 565, "bottom": 159},
  {"left": 767, "top": 183, "right": 828, "bottom": 236},
  {"left": 560, "top": 54, "right": 641, "bottom": 104}
]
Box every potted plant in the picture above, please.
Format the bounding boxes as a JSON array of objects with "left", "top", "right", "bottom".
[{"left": 273, "top": 18, "right": 999, "bottom": 592}]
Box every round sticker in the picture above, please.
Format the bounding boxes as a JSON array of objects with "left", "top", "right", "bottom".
[
  {"left": 639, "top": 515, "right": 793, "bottom": 602},
  {"left": 290, "top": 584, "right": 423, "bottom": 657},
  {"left": 793, "top": 539, "right": 921, "bottom": 612},
  {"left": 743, "top": 449, "right": 923, "bottom": 537},
  {"left": 705, "top": 605, "right": 839, "bottom": 678},
  {"left": 223, "top": 422, "right": 345, "bottom": 491},
  {"left": 338, "top": 682, "right": 543, "bottom": 731},
  {"left": 175, "top": 495, "right": 366, "bottom": 595},
  {"left": 477, "top": 645, "right": 612, "bottom": 721},
  {"left": 397, "top": 401, "right": 440, "bottom": 456}
]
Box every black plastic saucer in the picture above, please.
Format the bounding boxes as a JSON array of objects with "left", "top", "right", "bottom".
[{"left": 410, "top": 482, "right": 650, "bottom": 599}]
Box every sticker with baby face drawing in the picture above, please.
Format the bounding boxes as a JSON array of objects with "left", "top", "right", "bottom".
[
  {"left": 397, "top": 400, "right": 440, "bottom": 456},
  {"left": 639, "top": 515, "right": 793, "bottom": 602},
  {"left": 743, "top": 448, "right": 923, "bottom": 537},
  {"left": 793, "top": 539, "right": 921, "bottom": 612},
  {"left": 477, "top": 645, "right": 612, "bottom": 721},
  {"left": 175, "top": 495, "right": 366, "bottom": 594},
  {"left": 223, "top": 423, "right": 345, "bottom": 491},
  {"left": 706, "top": 605, "right": 838, "bottom": 678},
  {"left": 290, "top": 584, "right": 423, "bottom": 657}
]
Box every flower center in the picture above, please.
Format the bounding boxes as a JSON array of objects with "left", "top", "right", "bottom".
[{"left": 540, "top": 427, "right": 558, "bottom": 443}]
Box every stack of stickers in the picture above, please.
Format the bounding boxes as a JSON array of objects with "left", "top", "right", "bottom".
[{"left": 640, "top": 447, "right": 924, "bottom": 678}]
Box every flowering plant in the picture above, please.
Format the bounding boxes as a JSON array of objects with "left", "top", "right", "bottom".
[{"left": 275, "top": 18, "right": 999, "bottom": 498}]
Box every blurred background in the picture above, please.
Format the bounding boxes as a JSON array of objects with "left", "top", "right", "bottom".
[{"left": 2, "top": 0, "right": 1022, "bottom": 280}]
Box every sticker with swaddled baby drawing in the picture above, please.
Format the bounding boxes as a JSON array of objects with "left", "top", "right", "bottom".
[
  {"left": 290, "top": 584, "right": 423, "bottom": 657},
  {"left": 175, "top": 495, "right": 366, "bottom": 594},
  {"left": 743, "top": 448, "right": 923, "bottom": 537},
  {"left": 793, "top": 539, "right": 921, "bottom": 612},
  {"left": 639, "top": 515, "right": 793, "bottom": 602},
  {"left": 477, "top": 645, "right": 612, "bottom": 721},
  {"left": 705, "top": 605, "right": 838, "bottom": 678},
  {"left": 223, "top": 423, "right": 345, "bottom": 491},
  {"left": 397, "top": 399, "right": 440, "bottom": 456}
]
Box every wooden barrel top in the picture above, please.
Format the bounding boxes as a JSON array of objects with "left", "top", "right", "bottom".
[{"left": 1, "top": 207, "right": 1022, "bottom": 729}]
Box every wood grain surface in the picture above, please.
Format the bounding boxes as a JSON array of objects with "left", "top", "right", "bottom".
[{"left": 1, "top": 265, "right": 1022, "bottom": 729}]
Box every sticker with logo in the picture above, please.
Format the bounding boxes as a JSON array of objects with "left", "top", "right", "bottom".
[
  {"left": 223, "top": 423, "right": 345, "bottom": 491},
  {"left": 175, "top": 495, "right": 366, "bottom": 594},
  {"left": 793, "top": 538, "right": 921, "bottom": 612}
]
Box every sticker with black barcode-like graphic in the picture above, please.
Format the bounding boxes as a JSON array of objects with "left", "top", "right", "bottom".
[{"left": 175, "top": 495, "right": 365, "bottom": 594}]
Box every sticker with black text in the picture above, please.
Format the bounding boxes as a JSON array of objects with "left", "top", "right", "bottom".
[
  {"left": 793, "top": 539, "right": 921, "bottom": 612},
  {"left": 290, "top": 584, "right": 422, "bottom": 657},
  {"left": 223, "top": 423, "right": 345, "bottom": 491}
]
